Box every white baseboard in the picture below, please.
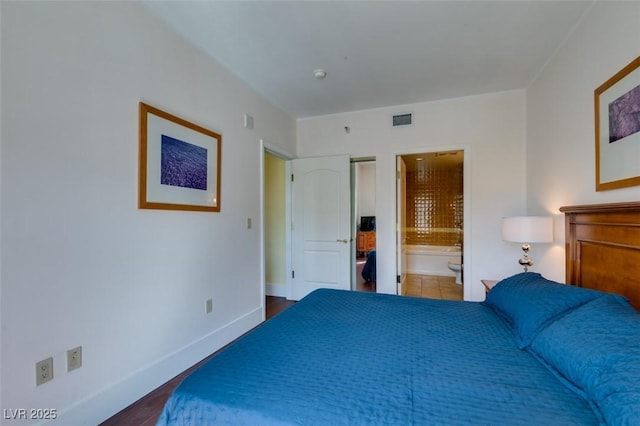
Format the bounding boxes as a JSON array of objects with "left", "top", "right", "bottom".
[
  {"left": 45, "top": 308, "right": 263, "bottom": 426},
  {"left": 266, "top": 282, "right": 287, "bottom": 297}
]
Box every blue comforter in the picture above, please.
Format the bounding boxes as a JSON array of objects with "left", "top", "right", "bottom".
[{"left": 157, "top": 289, "right": 597, "bottom": 425}]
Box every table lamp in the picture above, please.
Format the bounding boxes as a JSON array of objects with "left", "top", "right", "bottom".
[{"left": 502, "top": 216, "right": 553, "bottom": 271}]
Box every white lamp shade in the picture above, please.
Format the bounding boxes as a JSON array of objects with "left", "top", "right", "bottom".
[{"left": 502, "top": 216, "right": 553, "bottom": 243}]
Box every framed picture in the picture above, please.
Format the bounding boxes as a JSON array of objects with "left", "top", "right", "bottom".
[
  {"left": 595, "top": 56, "right": 640, "bottom": 191},
  {"left": 139, "top": 102, "right": 221, "bottom": 211}
]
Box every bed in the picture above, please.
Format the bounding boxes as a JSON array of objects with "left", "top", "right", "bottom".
[
  {"left": 361, "top": 249, "right": 376, "bottom": 282},
  {"left": 157, "top": 202, "right": 640, "bottom": 425}
]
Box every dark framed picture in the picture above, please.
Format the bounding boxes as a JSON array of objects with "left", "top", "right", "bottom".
[
  {"left": 595, "top": 56, "right": 640, "bottom": 191},
  {"left": 139, "top": 102, "right": 221, "bottom": 211}
]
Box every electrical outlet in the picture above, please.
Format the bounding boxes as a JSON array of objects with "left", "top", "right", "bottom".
[
  {"left": 206, "top": 298, "right": 213, "bottom": 314},
  {"left": 67, "top": 346, "right": 82, "bottom": 372},
  {"left": 35, "top": 357, "right": 53, "bottom": 386}
]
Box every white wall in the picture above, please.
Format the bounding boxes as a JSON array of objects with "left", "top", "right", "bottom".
[
  {"left": 0, "top": 2, "right": 295, "bottom": 424},
  {"left": 527, "top": 1, "right": 640, "bottom": 282},
  {"left": 297, "top": 90, "right": 528, "bottom": 300}
]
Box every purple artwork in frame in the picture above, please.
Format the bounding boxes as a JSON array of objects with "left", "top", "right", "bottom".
[
  {"left": 139, "top": 102, "right": 222, "bottom": 212},
  {"left": 609, "top": 84, "right": 640, "bottom": 143},
  {"left": 595, "top": 56, "right": 640, "bottom": 191},
  {"left": 161, "top": 135, "right": 208, "bottom": 190}
]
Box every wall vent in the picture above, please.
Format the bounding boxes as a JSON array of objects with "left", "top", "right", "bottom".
[{"left": 392, "top": 113, "right": 413, "bottom": 127}]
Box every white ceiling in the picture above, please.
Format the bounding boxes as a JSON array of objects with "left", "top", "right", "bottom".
[{"left": 144, "top": 1, "right": 593, "bottom": 119}]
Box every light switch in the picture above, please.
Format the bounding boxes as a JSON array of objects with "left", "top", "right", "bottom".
[{"left": 244, "top": 114, "right": 254, "bottom": 129}]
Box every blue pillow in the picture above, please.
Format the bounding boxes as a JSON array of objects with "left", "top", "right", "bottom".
[
  {"left": 484, "top": 272, "right": 604, "bottom": 348},
  {"left": 529, "top": 295, "right": 640, "bottom": 425}
]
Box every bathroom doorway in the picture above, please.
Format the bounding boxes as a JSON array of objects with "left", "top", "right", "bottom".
[{"left": 396, "top": 150, "right": 464, "bottom": 301}]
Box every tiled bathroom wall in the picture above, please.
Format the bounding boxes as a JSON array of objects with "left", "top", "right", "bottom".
[{"left": 406, "top": 160, "right": 463, "bottom": 246}]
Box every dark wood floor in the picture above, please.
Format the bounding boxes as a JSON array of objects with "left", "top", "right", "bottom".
[{"left": 99, "top": 296, "right": 296, "bottom": 426}]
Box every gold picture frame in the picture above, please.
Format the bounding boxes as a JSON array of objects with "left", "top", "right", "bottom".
[
  {"left": 139, "top": 102, "right": 221, "bottom": 211},
  {"left": 595, "top": 56, "right": 640, "bottom": 191}
]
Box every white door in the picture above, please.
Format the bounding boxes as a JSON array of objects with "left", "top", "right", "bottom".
[
  {"left": 291, "top": 155, "right": 351, "bottom": 300},
  {"left": 396, "top": 156, "right": 407, "bottom": 295}
]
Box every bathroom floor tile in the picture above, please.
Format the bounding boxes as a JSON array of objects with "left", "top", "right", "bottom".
[{"left": 402, "top": 274, "right": 462, "bottom": 301}]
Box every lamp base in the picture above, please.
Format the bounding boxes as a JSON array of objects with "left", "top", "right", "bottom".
[{"left": 519, "top": 243, "right": 534, "bottom": 272}]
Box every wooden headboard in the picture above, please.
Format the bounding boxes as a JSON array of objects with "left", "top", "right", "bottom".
[{"left": 560, "top": 202, "right": 640, "bottom": 310}]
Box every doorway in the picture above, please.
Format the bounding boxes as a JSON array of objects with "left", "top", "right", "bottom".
[
  {"left": 352, "top": 159, "right": 376, "bottom": 293},
  {"left": 262, "top": 147, "right": 379, "bottom": 304},
  {"left": 263, "top": 151, "right": 288, "bottom": 299},
  {"left": 396, "top": 150, "right": 464, "bottom": 301}
]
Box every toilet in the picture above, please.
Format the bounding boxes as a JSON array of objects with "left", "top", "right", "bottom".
[{"left": 447, "top": 260, "right": 463, "bottom": 285}]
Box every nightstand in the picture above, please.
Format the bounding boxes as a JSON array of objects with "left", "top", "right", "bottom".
[{"left": 481, "top": 279, "right": 499, "bottom": 294}]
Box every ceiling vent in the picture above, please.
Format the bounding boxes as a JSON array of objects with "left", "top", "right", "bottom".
[{"left": 392, "top": 113, "right": 413, "bottom": 127}]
